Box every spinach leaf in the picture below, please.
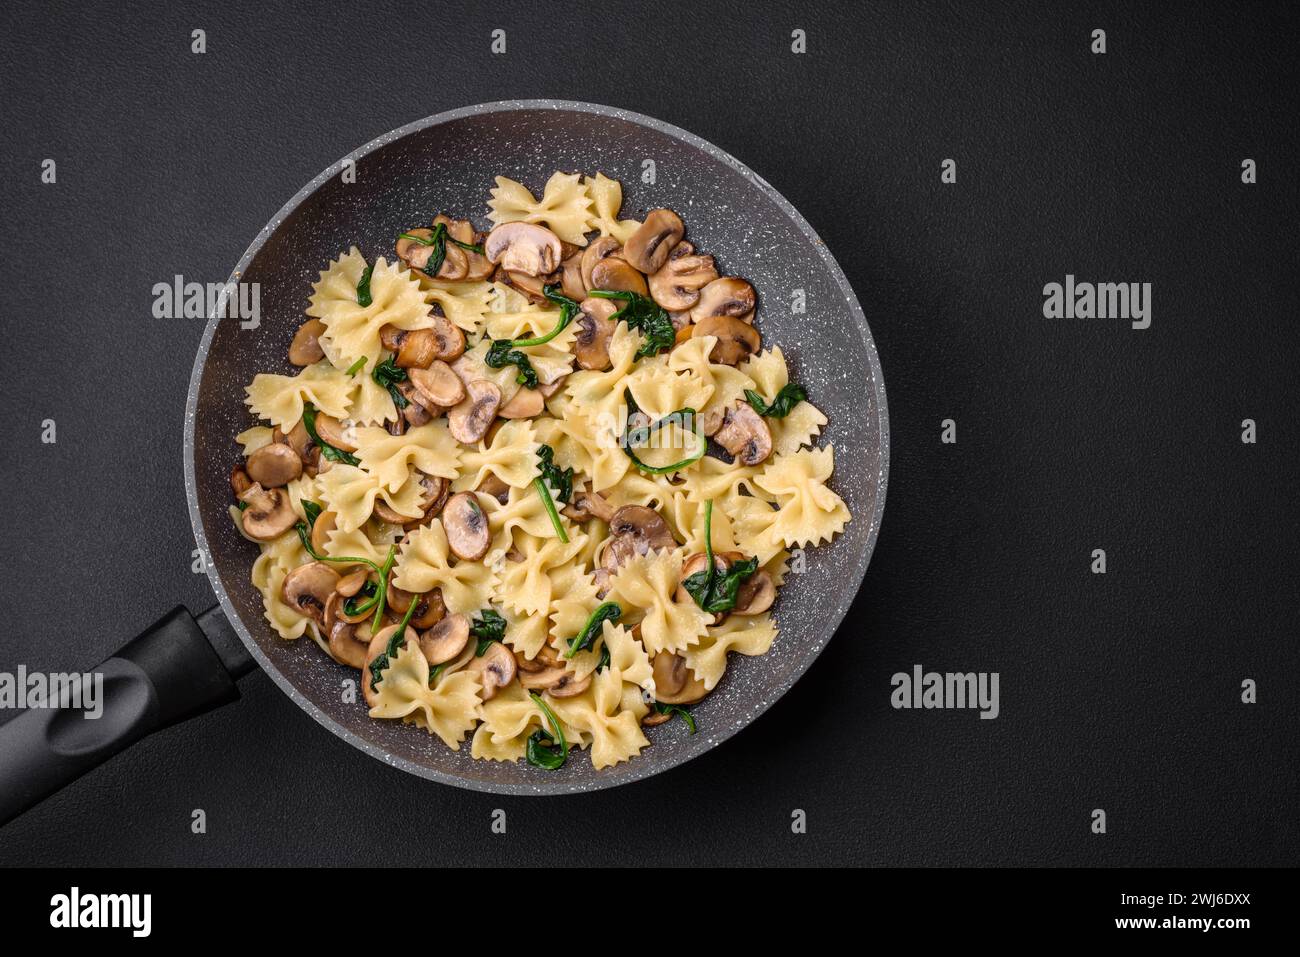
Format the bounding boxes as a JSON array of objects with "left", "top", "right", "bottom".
[
  {"left": 564, "top": 602, "right": 622, "bottom": 658},
  {"left": 536, "top": 444, "right": 574, "bottom": 504},
  {"left": 484, "top": 338, "right": 540, "bottom": 388},
  {"left": 345, "top": 356, "right": 367, "bottom": 376},
  {"left": 356, "top": 263, "right": 374, "bottom": 307},
  {"left": 618, "top": 389, "right": 706, "bottom": 476},
  {"left": 300, "top": 499, "right": 322, "bottom": 528},
  {"left": 371, "top": 357, "right": 410, "bottom": 410},
  {"left": 654, "top": 702, "right": 697, "bottom": 735},
  {"left": 302, "top": 402, "right": 360, "bottom": 466},
  {"left": 680, "top": 499, "right": 760, "bottom": 613},
  {"left": 470, "top": 609, "right": 507, "bottom": 656},
  {"left": 399, "top": 225, "right": 447, "bottom": 277},
  {"left": 532, "top": 476, "right": 569, "bottom": 543},
  {"left": 588, "top": 289, "right": 675, "bottom": 358},
  {"left": 367, "top": 586, "right": 420, "bottom": 689},
  {"left": 744, "top": 383, "right": 807, "bottom": 419},
  {"left": 526, "top": 692, "right": 568, "bottom": 770}
]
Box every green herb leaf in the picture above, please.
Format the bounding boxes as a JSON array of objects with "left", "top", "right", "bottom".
[
  {"left": 680, "top": 499, "right": 760, "bottom": 613},
  {"left": 654, "top": 702, "right": 697, "bottom": 734},
  {"left": 301, "top": 402, "right": 360, "bottom": 466},
  {"left": 536, "top": 444, "right": 574, "bottom": 504},
  {"left": 368, "top": 580, "right": 421, "bottom": 689},
  {"left": 470, "top": 609, "right": 507, "bottom": 656},
  {"left": 532, "top": 476, "right": 569, "bottom": 543},
  {"left": 744, "top": 383, "right": 807, "bottom": 419},
  {"left": 399, "top": 224, "right": 447, "bottom": 277},
  {"left": 371, "top": 356, "right": 410, "bottom": 410},
  {"left": 300, "top": 499, "right": 322, "bottom": 528},
  {"left": 484, "top": 338, "right": 540, "bottom": 388},
  {"left": 526, "top": 693, "right": 568, "bottom": 770},
  {"left": 356, "top": 263, "right": 374, "bottom": 307},
  {"left": 345, "top": 356, "right": 367, "bottom": 376},
  {"left": 564, "top": 602, "right": 622, "bottom": 658},
  {"left": 588, "top": 289, "right": 675, "bottom": 358},
  {"left": 619, "top": 389, "right": 706, "bottom": 476}
]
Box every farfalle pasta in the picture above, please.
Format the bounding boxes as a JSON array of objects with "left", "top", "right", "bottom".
[{"left": 229, "top": 170, "right": 849, "bottom": 771}]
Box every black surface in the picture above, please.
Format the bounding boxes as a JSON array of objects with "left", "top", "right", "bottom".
[{"left": 0, "top": 0, "right": 1296, "bottom": 866}]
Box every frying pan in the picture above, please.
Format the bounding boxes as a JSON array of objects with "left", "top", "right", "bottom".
[{"left": 0, "top": 100, "right": 888, "bottom": 820}]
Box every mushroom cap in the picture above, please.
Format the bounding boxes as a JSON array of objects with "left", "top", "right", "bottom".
[
  {"left": 442, "top": 492, "right": 491, "bottom": 561},
  {"left": 497, "top": 385, "right": 545, "bottom": 419},
  {"left": 468, "top": 641, "right": 517, "bottom": 700},
  {"left": 309, "top": 509, "right": 338, "bottom": 555},
  {"left": 239, "top": 484, "right": 299, "bottom": 541},
  {"left": 408, "top": 360, "right": 465, "bottom": 408},
  {"left": 574, "top": 298, "right": 618, "bottom": 371},
  {"left": 518, "top": 666, "right": 589, "bottom": 698},
  {"left": 245, "top": 442, "right": 303, "bottom": 488},
  {"left": 693, "top": 314, "right": 761, "bottom": 366},
  {"left": 336, "top": 569, "right": 369, "bottom": 598},
  {"left": 327, "top": 618, "right": 368, "bottom": 669},
  {"left": 447, "top": 380, "right": 501, "bottom": 444},
  {"left": 419, "top": 613, "right": 470, "bottom": 665},
  {"left": 652, "top": 652, "right": 708, "bottom": 705},
  {"left": 475, "top": 473, "right": 511, "bottom": 505},
  {"left": 484, "top": 222, "right": 563, "bottom": 276},
  {"left": 312, "top": 413, "right": 358, "bottom": 452},
  {"left": 648, "top": 253, "right": 719, "bottom": 311},
  {"left": 562, "top": 489, "right": 614, "bottom": 524},
  {"left": 428, "top": 315, "right": 467, "bottom": 361},
  {"left": 589, "top": 255, "right": 649, "bottom": 297},
  {"left": 288, "top": 319, "right": 327, "bottom": 366},
  {"left": 690, "top": 276, "right": 757, "bottom": 324},
  {"left": 622, "top": 208, "right": 685, "bottom": 274},
  {"left": 733, "top": 570, "right": 775, "bottom": 616},
  {"left": 388, "top": 585, "right": 446, "bottom": 628},
  {"left": 281, "top": 561, "right": 341, "bottom": 624},
  {"left": 580, "top": 236, "right": 622, "bottom": 292},
  {"left": 394, "top": 329, "right": 439, "bottom": 369},
  {"left": 560, "top": 249, "right": 587, "bottom": 301},
  {"left": 230, "top": 464, "right": 252, "bottom": 498},
  {"left": 675, "top": 551, "right": 732, "bottom": 603},
  {"left": 712, "top": 402, "right": 773, "bottom": 466}
]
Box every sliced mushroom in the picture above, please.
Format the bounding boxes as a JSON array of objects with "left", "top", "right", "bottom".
[
  {"left": 622, "top": 209, "right": 684, "bottom": 274},
  {"left": 647, "top": 252, "right": 718, "bottom": 311},
  {"left": 336, "top": 569, "right": 369, "bottom": 598},
  {"left": 447, "top": 380, "right": 501, "bottom": 444},
  {"left": 230, "top": 464, "right": 252, "bottom": 498},
  {"left": 363, "top": 626, "right": 407, "bottom": 708},
  {"left": 281, "top": 562, "right": 341, "bottom": 624},
  {"left": 430, "top": 314, "right": 467, "bottom": 361},
  {"left": 327, "top": 618, "right": 369, "bottom": 669},
  {"left": 288, "top": 318, "right": 327, "bottom": 366},
  {"left": 440, "top": 216, "right": 494, "bottom": 280},
  {"left": 519, "top": 667, "right": 589, "bottom": 698},
  {"left": 394, "top": 329, "right": 438, "bottom": 368},
  {"left": 372, "top": 498, "right": 415, "bottom": 525},
  {"left": 690, "top": 277, "right": 756, "bottom": 324},
  {"left": 394, "top": 380, "right": 437, "bottom": 426},
  {"left": 693, "top": 314, "right": 761, "bottom": 366},
  {"left": 560, "top": 248, "right": 587, "bottom": 300},
  {"left": 312, "top": 413, "right": 358, "bottom": 452},
  {"left": 245, "top": 442, "right": 303, "bottom": 488},
  {"left": 404, "top": 473, "right": 450, "bottom": 529},
  {"left": 538, "top": 375, "right": 567, "bottom": 398},
  {"left": 239, "top": 484, "right": 298, "bottom": 540},
  {"left": 283, "top": 419, "right": 314, "bottom": 461},
  {"left": 476, "top": 473, "right": 510, "bottom": 505},
  {"left": 418, "top": 612, "right": 469, "bottom": 665},
  {"left": 590, "top": 255, "right": 649, "bottom": 297},
  {"left": 580, "top": 236, "right": 622, "bottom": 292},
  {"left": 501, "top": 268, "right": 557, "bottom": 303},
  {"left": 733, "top": 570, "right": 775, "bottom": 615},
  {"left": 442, "top": 492, "right": 490, "bottom": 561},
  {"left": 468, "top": 641, "right": 517, "bottom": 701},
  {"left": 711, "top": 401, "right": 773, "bottom": 465},
  {"left": 497, "top": 385, "right": 545, "bottom": 419},
  {"left": 387, "top": 585, "right": 445, "bottom": 629},
  {"left": 514, "top": 649, "right": 546, "bottom": 674},
  {"left": 675, "top": 551, "right": 732, "bottom": 604},
  {"left": 562, "top": 489, "right": 614, "bottom": 523},
  {"left": 574, "top": 298, "right": 618, "bottom": 370},
  {"left": 396, "top": 227, "right": 468, "bottom": 281},
  {"left": 652, "top": 652, "right": 708, "bottom": 705},
  {"left": 408, "top": 360, "right": 465, "bottom": 408},
  {"left": 484, "top": 222, "right": 563, "bottom": 276},
  {"left": 600, "top": 506, "right": 677, "bottom": 571},
  {"left": 310, "top": 509, "right": 337, "bottom": 555}
]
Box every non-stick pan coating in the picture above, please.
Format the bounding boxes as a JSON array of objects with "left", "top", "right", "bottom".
[{"left": 185, "top": 101, "right": 889, "bottom": 794}]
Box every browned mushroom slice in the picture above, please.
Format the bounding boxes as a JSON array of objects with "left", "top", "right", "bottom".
[
  {"left": 447, "top": 380, "right": 501, "bottom": 444},
  {"left": 652, "top": 652, "right": 708, "bottom": 705},
  {"left": 732, "top": 570, "right": 775, "bottom": 615},
  {"left": 283, "top": 419, "right": 314, "bottom": 460},
  {"left": 641, "top": 709, "right": 673, "bottom": 727},
  {"left": 648, "top": 252, "right": 718, "bottom": 311},
  {"left": 562, "top": 488, "right": 615, "bottom": 523},
  {"left": 501, "top": 268, "right": 557, "bottom": 304},
  {"left": 476, "top": 473, "right": 511, "bottom": 505},
  {"left": 497, "top": 385, "right": 545, "bottom": 419},
  {"left": 580, "top": 236, "right": 622, "bottom": 292},
  {"left": 281, "top": 562, "right": 340, "bottom": 624},
  {"left": 468, "top": 641, "right": 517, "bottom": 700},
  {"left": 239, "top": 484, "right": 298, "bottom": 540},
  {"left": 621, "top": 209, "right": 685, "bottom": 274},
  {"left": 309, "top": 509, "right": 337, "bottom": 555},
  {"left": 371, "top": 498, "right": 414, "bottom": 525},
  {"left": 590, "top": 255, "right": 649, "bottom": 297},
  {"left": 674, "top": 551, "right": 732, "bottom": 604},
  {"left": 418, "top": 612, "right": 469, "bottom": 665},
  {"left": 438, "top": 217, "right": 494, "bottom": 280},
  {"left": 245, "top": 442, "right": 303, "bottom": 488},
  {"left": 574, "top": 298, "right": 618, "bottom": 370},
  {"left": 518, "top": 666, "right": 590, "bottom": 698},
  {"left": 403, "top": 473, "right": 451, "bottom": 529},
  {"left": 711, "top": 402, "right": 773, "bottom": 466},
  {"left": 537, "top": 375, "right": 567, "bottom": 398},
  {"left": 387, "top": 585, "right": 446, "bottom": 630},
  {"left": 430, "top": 314, "right": 467, "bottom": 361},
  {"left": 600, "top": 506, "right": 677, "bottom": 572},
  {"left": 442, "top": 492, "right": 490, "bottom": 561},
  {"left": 690, "top": 277, "right": 757, "bottom": 324},
  {"left": 312, "top": 413, "right": 358, "bottom": 452},
  {"left": 484, "top": 222, "right": 563, "bottom": 276},
  {"left": 560, "top": 247, "right": 587, "bottom": 301},
  {"left": 230, "top": 463, "right": 252, "bottom": 498},
  {"left": 408, "top": 360, "right": 465, "bottom": 408},
  {"left": 396, "top": 226, "right": 468, "bottom": 281},
  {"left": 323, "top": 617, "right": 367, "bottom": 669},
  {"left": 693, "top": 314, "right": 761, "bottom": 366},
  {"left": 514, "top": 649, "right": 546, "bottom": 674},
  {"left": 288, "top": 318, "right": 327, "bottom": 366},
  {"left": 336, "top": 569, "right": 369, "bottom": 598}
]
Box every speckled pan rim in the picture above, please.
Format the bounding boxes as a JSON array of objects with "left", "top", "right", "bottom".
[{"left": 184, "top": 99, "right": 889, "bottom": 795}]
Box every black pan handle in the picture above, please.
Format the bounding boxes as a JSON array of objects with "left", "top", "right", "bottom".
[{"left": 0, "top": 605, "right": 255, "bottom": 827}]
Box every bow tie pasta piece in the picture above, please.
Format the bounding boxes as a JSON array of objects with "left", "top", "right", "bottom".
[
  {"left": 535, "top": 403, "right": 629, "bottom": 493},
  {"left": 347, "top": 372, "right": 397, "bottom": 427},
  {"left": 584, "top": 172, "right": 641, "bottom": 244},
  {"left": 668, "top": 336, "right": 756, "bottom": 415},
  {"left": 321, "top": 524, "right": 396, "bottom": 566},
  {"left": 683, "top": 613, "right": 779, "bottom": 693},
  {"left": 739, "top": 346, "right": 826, "bottom": 453},
  {"left": 495, "top": 531, "right": 590, "bottom": 617},
  {"left": 752, "top": 447, "right": 851, "bottom": 549},
  {"left": 488, "top": 172, "right": 595, "bottom": 246},
  {"left": 352, "top": 420, "right": 462, "bottom": 494},
  {"left": 316, "top": 463, "right": 425, "bottom": 533},
  {"left": 664, "top": 489, "right": 742, "bottom": 556},
  {"left": 497, "top": 606, "right": 551, "bottom": 662},
  {"left": 482, "top": 282, "right": 561, "bottom": 341},
  {"left": 604, "top": 547, "right": 711, "bottom": 656},
  {"left": 245, "top": 361, "right": 354, "bottom": 428},
  {"left": 679, "top": 453, "right": 762, "bottom": 504},
  {"left": 624, "top": 356, "right": 713, "bottom": 422},
  {"left": 368, "top": 638, "right": 482, "bottom": 749},
  {"left": 422, "top": 280, "right": 493, "bottom": 334},
  {"left": 236, "top": 426, "right": 276, "bottom": 455},
  {"left": 452, "top": 419, "right": 541, "bottom": 493},
  {"left": 394, "top": 520, "right": 499, "bottom": 615},
  {"left": 545, "top": 667, "right": 650, "bottom": 770},
  {"left": 306, "top": 248, "right": 432, "bottom": 370},
  {"left": 471, "top": 681, "right": 543, "bottom": 762},
  {"left": 564, "top": 323, "right": 643, "bottom": 430},
  {"left": 600, "top": 621, "right": 655, "bottom": 692},
  {"left": 251, "top": 532, "right": 313, "bottom": 640},
  {"left": 547, "top": 563, "right": 603, "bottom": 662},
  {"left": 484, "top": 480, "right": 573, "bottom": 549}
]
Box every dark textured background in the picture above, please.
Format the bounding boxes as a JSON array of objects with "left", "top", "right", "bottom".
[{"left": 0, "top": 0, "right": 1296, "bottom": 866}]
